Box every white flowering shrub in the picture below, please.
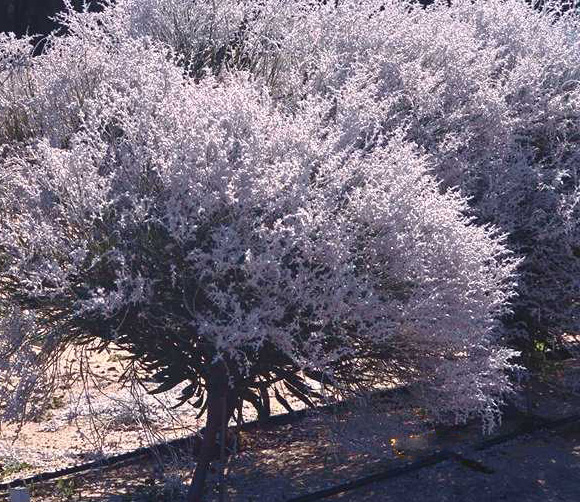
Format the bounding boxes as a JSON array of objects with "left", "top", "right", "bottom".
[
  {"left": 0, "top": 0, "right": 559, "bottom": 499},
  {"left": 0, "top": 304, "right": 61, "bottom": 423},
  {"left": 133, "top": 0, "right": 577, "bottom": 348},
  {"left": 111, "top": 0, "right": 580, "bottom": 346},
  {"left": 298, "top": 0, "right": 580, "bottom": 347},
  {"left": 0, "top": 7, "right": 517, "bottom": 407}
]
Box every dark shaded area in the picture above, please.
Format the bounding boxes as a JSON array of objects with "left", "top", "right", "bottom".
[
  {"left": 0, "top": 0, "right": 102, "bottom": 38},
  {"left": 328, "top": 422, "right": 580, "bottom": 501}
]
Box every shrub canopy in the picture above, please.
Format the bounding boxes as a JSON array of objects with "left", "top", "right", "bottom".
[{"left": 0, "top": 0, "right": 526, "bottom": 433}]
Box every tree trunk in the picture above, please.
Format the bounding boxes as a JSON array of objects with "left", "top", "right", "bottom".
[{"left": 187, "top": 364, "right": 234, "bottom": 502}]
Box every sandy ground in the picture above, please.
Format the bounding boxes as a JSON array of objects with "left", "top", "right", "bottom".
[
  {"left": 0, "top": 348, "right": 205, "bottom": 474},
  {"left": 0, "top": 347, "right": 303, "bottom": 480},
  {"left": 0, "top": 358, "right": 578, "bottom": 501}
]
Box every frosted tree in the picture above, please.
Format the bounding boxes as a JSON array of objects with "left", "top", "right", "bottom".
[{"left": 0, "top": 2, "right": 522, "bottom": 500}]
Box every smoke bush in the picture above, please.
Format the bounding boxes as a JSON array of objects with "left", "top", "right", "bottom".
[{"left": 0, "top": 3, "right": 544, "bottom": 498}]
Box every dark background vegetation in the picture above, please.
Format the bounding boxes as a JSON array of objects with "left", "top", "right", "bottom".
[{"left": 0, "top": 0, "right": 101, "bottom": 38}]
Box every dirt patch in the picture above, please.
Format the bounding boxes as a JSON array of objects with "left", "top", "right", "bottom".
[{"left": 1, "top": 358, "right": 579, "bottom": 501}]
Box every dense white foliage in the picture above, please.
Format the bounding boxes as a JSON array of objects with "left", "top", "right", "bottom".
[
  {"left": 101, "top": 0, "right": 580, "bottom": 343},
  {"left": 295, "top": 0, "right": 580, "bottom": 343},
  {"left": 6, "top": 0, "right": 577, "bottom": 434}
]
